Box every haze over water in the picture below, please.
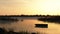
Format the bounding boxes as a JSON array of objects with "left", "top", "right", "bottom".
[{"left": 0, "top": 18, "right": 60, "bottom": 34}]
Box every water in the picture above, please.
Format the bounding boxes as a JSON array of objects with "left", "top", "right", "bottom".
[{"left": 0, "top": 18, "right": 60, "bottom": 34}]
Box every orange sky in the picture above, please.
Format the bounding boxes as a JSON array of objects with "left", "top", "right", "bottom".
[{"left": 0, "top": 0, "right": 60, "bottom": 15}]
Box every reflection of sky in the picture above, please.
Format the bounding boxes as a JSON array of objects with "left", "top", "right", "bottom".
[
  {"left": 0, "top": 0, "right": 60, "bottom": 15},
  {"left": 0, "top": 19, "right": 60, "bottom": 34}
]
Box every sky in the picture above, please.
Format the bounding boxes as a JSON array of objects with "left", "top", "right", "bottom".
[{"left": 0, "top": 0, "right": 60, "bottom": 15}]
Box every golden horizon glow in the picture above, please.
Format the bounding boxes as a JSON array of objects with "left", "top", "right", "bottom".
[{"left": 0, "top": 0, "right": 60, "bottom": 15}]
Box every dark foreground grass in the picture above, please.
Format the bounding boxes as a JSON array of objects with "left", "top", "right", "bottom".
[{"left": 0, "top": 28, "right": 46, "bottom": 34}]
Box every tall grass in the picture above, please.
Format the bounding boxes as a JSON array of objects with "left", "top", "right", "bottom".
[{"left": 0, "top": 27, "right": 46, "bottom": 34}]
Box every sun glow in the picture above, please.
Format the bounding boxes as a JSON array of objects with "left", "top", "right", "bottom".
[
  {"left": 31, "top": 0, "right": 60, "bottom": 15},
  {"left": 0, "top": 0, "right": 60, "bottom": 15}
]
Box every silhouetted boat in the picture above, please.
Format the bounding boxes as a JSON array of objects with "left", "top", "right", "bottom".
[{"left": 35, "top": 24, "right": 48, "bottom": 28}]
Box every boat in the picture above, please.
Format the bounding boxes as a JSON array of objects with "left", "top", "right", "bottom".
[{"left": 35, "top": 24, "right": 48, "bottom": 28}]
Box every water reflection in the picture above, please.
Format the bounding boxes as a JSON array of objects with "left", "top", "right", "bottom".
[
  {"left": 0, "top": 19, "right": 60, "bottom": 34},
  {"left": 0, "top": 17, "right": 19, "bottom": 24}
]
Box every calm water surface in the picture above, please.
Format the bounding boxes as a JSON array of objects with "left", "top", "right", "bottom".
[{"left": 0, "top": 19, "right": 60, "bottom": 34}]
